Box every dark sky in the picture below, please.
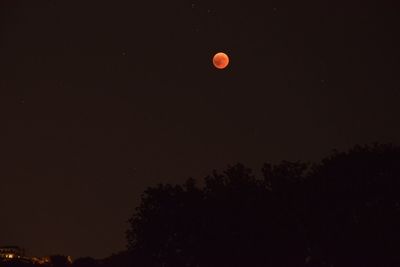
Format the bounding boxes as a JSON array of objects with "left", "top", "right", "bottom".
[{"left": 1, "top": 0, "right": 399, "bottom": 259}]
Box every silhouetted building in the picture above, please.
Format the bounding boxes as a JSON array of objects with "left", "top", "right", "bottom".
[{"left": 0, "top": 246, "right": 25, "bottom": 260}]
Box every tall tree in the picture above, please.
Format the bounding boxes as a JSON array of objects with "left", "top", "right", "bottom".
[
  {"left": 305, "top": 144, "right": 400, "bottom": 267},
  {"left": 126, "top": 144, "right": 400, "bottom": 267},
  {"left": 127, "top": 163, "right": 307, "bottom": 267}
]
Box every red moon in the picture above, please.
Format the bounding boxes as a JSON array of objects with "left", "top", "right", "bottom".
[{"left": 213, "top": 52, "right": 229, "bottom": 69}]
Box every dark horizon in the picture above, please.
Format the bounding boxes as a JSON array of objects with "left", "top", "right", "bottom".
[
  {"left": 1, "top": 0, "right": 399, "bottom": 259},
  {"left": 1, "top": 143, "right": 398, "bottom": 260}
]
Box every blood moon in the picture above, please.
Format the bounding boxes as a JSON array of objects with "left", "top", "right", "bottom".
[{"left": 213, "top": 52, "right": 229, "bottom": 69}]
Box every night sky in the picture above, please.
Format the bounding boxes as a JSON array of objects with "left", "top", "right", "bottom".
[{"left": 1, "top": 0, "right": 399, "bottom": 259}]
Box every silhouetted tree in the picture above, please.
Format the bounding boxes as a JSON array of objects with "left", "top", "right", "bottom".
[
  {"left": 48, "top": 255, "right": 71, "bottom": 267},
  {"left": 305, "top": 144, "right": 400, "bottom": 267},
  {"left": 101, "top": 251, "right": 133, "bottom": 267},
  {"left": 72, "top": 257, "right": 99, "bottom": 267},
  {"left": 126, "top": 143, "right": 400, "bottom": 267},
  {"left": 127, "top": 163, "right": 307, "bottom": 267}
]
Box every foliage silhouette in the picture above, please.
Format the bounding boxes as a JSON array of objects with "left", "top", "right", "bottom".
[
  {"left": 101, "top": 251, "right": 132, "bottom": 267},
  {"left": 5, "top": 144, "right": 398, "bottom": 267},
  {"left": 48, "top": 255, "right": 71, "bottom": 267},
  {"left": 304, "top": 144, "right": 400, "bottom": 267},
  {"left": 127, "top": 163, "right": 308, "bottom": 266},
  {"left": 72, "top": 257, "right": 99, "bottom": 267},
  {"left": 127, "top": 144, "right": 400, "bottom": 267}
]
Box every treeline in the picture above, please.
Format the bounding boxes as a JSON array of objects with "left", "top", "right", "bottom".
[
  {"left": 126, "top": 144, "right": 400, "bottom": 267},
  {"left": 3, "top": 143, "right": 400, "bottom": 267}
]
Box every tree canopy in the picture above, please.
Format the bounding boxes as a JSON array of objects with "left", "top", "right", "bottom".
[{"left": 127, "top": 144, "right": 400, "bottom": 267}]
